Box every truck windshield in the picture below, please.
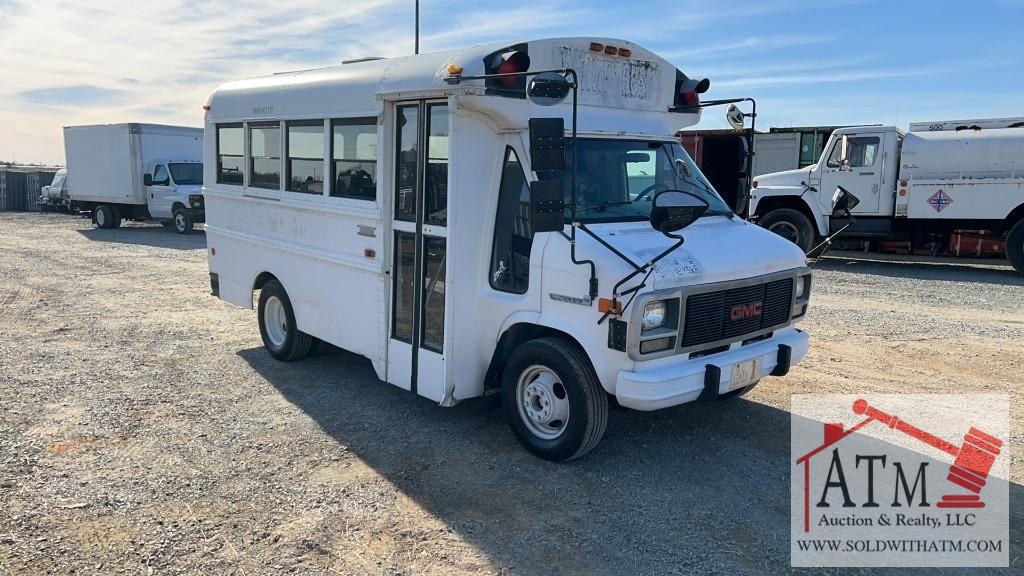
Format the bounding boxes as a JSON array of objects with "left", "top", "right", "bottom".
[
  {"left": 169, "top": 163, "right": 203, "bottom": 185},
  {"left": 541, "top": 139, "right": 731, "bottom": 223}
]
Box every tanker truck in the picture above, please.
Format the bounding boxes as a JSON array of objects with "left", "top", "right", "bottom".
[{"left": 748, "top": 117, "right": 1024, "bottom": 273}]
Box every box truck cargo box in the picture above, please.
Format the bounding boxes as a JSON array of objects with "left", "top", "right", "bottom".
[{"left": 64, "top": 123, "right": 205, "bottom": 233}]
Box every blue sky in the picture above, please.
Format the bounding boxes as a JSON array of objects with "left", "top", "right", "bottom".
[{"left": 1, "top": 0, "right": 1021, "bottom": 164}]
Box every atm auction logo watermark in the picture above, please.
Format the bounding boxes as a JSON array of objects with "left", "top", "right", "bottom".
[{"left": 791, "top": 394, "right": 1009, "bottom": 567}]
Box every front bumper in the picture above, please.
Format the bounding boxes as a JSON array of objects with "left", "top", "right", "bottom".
[{"left": 615, "top": 328, "right": 809, "bottom": 411}]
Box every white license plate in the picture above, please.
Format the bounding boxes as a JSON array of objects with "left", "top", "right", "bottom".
[{"left": 730, "top": 358, "right": 759, "bottom": 390}]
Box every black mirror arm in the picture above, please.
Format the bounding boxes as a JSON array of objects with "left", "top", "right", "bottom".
[
  {"left": 597, "top": 233, "right": 685, "bottom": 325},
  {"left": 807, "top": 211, "right": 855, "bottom": 267},
  {"left": 559, "top": 68, "right": 601, "bottom": 301}
]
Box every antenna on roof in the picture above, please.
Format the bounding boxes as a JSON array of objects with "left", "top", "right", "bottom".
[{"left": 415, "top": 0, "right": 420, "bottom": 54}]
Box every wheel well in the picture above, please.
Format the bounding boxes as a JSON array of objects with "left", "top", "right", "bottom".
[
  {"left": 483, "top": 323, "right": 587, "bottom": 391},
  {"left": 1006, "top": 203, "right": 1024, "bottom": 228},
  {"left": 253, "top": 272, "right": 277, "bottom": 291},
  {"left": 250, "top": 272, "right": 279, "bottom": 309},
  {"left": 754, "top": 195, "right": 817, "bottom": 224},
  {"left": 172, "top": 202, "right": 187, "bottom": 213}
]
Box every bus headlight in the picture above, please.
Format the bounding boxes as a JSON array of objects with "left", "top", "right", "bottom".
[
  {"left": 793, "top": 274, "right": 812, "bottom": 318},
  {"left": 642, "top": 300, "right": 667, "bottom": 331}
]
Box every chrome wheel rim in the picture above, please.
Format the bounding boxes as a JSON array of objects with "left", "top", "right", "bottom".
[
  {"left": 96, "top": 209, "right": 106, "bottom": 227},
  {"left": 516, "top": 365, "right": 570, "bottom": 440},
  {"left": 263, "top": 296, "right": 288, "bottom": 347},
  {"left": 175, "top": 212, "right": 186, "bottom": 231},
  {"left": 768, "top": 221, "right": 800, "bottom": 244}
]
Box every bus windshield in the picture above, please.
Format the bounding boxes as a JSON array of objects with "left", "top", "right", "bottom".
[
  {"left": 169, "top": 163, "right": 203, "bottom": 185},
  {"left": 541, "top": 139, "right": 731, "bottom": 223}
]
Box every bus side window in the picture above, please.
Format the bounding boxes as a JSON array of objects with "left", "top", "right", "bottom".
[
  {"left": 216, "top": 124, "right": 244, "bottom": 185},
  {"left": 489, "top": 147, "right": 532, "bottom": 294},
  {"left": 332, "top": 118, "right": 378, "bottom": 201}
]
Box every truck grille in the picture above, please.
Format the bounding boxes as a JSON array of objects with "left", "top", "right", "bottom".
[{"left": 681, "top": 278, "right": 793, "bottom": 348}]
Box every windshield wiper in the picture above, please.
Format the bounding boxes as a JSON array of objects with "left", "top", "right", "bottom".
[
  {"left": 703, "top": 209, "right": 734, "bottom": 217},
  {"left": 577, "top": 200, "right": 637, "bottom": 213}
]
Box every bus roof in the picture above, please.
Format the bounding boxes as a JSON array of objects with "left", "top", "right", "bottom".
[{"left": 206, "top": 37, "right": 702, "bottom": 131}]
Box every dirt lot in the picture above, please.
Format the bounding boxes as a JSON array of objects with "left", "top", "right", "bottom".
[{"left": 1, "top": 212, "right": 1021, "bottom": 575}]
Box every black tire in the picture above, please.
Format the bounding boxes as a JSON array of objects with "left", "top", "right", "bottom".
[
  {"left": 759, "top": 208, "right": 815, "bottom": 253},
  {"left": 94, "top": 205, "right": 121, "bottom": 229},
  {"left": 173, "top": 209, "right": 194, "bottom": 234},
  {"left": 257, "top": 279, "right": 314, "bottom": 361},
  {"left": 501, "top": 337, "right": 609, "bottom": 462},
  {"left": 1007, "top": 219, "right": 1024, "bottom": 275},
  {"left": 308, "top": 337, "right": 330, "bottom": 356}
]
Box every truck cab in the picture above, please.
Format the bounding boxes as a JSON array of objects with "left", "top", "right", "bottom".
[
  {"left": 750, "top": 126, "right": 902, "bottom": 250},
  {"left": 143, "top": 160, "right": 205, "bottom": 233}
]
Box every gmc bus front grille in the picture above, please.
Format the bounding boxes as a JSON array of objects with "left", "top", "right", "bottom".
[{"left": 681, "top": 278, "right": 794, "bottom": 348}]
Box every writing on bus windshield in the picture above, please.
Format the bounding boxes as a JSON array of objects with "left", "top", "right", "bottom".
[{"left": 540, "top": 139, "right": 731, "bottom": 222}]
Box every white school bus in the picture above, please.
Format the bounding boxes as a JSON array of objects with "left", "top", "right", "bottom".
[{"left": 204, "top": 37, "right": 812, "bottom": 461}]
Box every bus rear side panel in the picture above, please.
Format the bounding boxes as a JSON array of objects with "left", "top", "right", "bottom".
[{"left": 205, "top": 192, "right": 385, "bottom": 368}]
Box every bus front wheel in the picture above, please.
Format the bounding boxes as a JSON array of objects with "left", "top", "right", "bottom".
[{"left": 501, "top": 337, "right": 608, "bottom": 462}]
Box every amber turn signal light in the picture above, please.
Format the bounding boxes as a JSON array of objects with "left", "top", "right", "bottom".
[{"left": 598, "top": 298, "right": 622, "bottom": 315}]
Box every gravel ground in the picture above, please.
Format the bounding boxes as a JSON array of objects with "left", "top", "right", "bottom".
[{"left": 0, "top": 212, "right": 1021, "bottom": 575}]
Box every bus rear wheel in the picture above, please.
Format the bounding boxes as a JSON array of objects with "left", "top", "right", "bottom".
[
  {"left": 501, "top": 337, "right": 608, "bottom": 462},
  {"left": 257, "top": 279, "right": 314, "bottom": 361}
]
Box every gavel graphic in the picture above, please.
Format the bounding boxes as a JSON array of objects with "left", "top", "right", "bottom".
[{"left": 852, "top": 399, "right": 1002, "bottom": 508}]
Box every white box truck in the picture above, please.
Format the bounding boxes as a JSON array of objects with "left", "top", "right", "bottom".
[
  {"left": 64, "top": 123, "right": 205, "bottom": 233},
  {"left": 748, "top": 117, "right": 1024, "bottom": 273},
  {"left": 204, "top": 37, "right": 815, "bottom": 461}
]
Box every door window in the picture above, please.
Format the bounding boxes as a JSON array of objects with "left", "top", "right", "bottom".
[
  {"left": 424, "top": 105, "right": 449, "bottom": 226},
  {"left": 826, "top": 135, "right": 880, "bottom": 168},
  {"left": 847, "top": 137, "right": 879, "bottom": 167},
  {"left": 392, "top": 231, "right": 416, "bottom": 343},
  {"left": 826, "top": 138, "right": 844, "bottom": 168},
  {"left": 490, "top": 147, "right": 533, "bottom": 293},
  {"left": 395, "top": 106, "right": 419, "bottom": 221},
  {"left": 421, "top": 237, "right": 446, "bottom": 352},
  {"left": 152, "top": 164, "right": 169, "bottom": 185}
]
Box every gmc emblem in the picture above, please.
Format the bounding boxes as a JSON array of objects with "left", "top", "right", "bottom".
[{"left": 730, "top": 301, "right": 763, "bottom": 321}]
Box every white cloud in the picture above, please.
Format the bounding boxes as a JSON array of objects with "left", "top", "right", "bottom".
[{"left": 0, "top": 0, "right": 407, "bottom": 164}]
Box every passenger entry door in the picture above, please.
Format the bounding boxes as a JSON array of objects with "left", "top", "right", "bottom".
[{"left": 387, "top": 101, "right": 450, "bottom": 403}]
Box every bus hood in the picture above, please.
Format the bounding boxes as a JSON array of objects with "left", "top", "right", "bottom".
[{"left": 589, "top": 216, "right": 807, "bottom": 290}]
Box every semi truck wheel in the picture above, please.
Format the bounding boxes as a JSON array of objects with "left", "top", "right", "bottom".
[
  {"left": 257, "top": 279, "right": 314, "bottom": 361},
  {"left": 501, "top": 337, "right": 608, "bottom": 462},
  {"left": 1007, "top": 219, "right": 1024, "bottom": 275},
  {"left": 94, "top": 205, "right": 121, "bottom": 229},
  {"left": 173, "top": 209, "right": 194, "bottom": 234},
  {"left": 759, "top": 208, "right": 815, "bottom": 253}
]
